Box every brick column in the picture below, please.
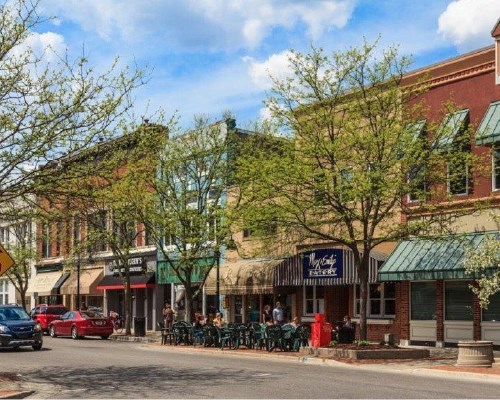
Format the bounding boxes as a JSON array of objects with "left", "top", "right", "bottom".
[
  {"left": 472, "top": 281, "right": 482, "bottom": 340},
  {"left": 436, "top": 280, "right": 444, "bottom": 343},
  {"left": 397, "top": 281, "right": 410, "bottom": 341}
]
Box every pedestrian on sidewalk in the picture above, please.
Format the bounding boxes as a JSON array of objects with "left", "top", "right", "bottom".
[
  {"left": 273, "top": 302, "right": 284, "bottom": 326},
  {"left": 163, "top": 303, "right": 174, "bottom": 331}
]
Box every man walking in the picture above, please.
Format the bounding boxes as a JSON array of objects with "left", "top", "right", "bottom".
[{"left": 273, "top": 302, "right": 284, "bottom": 325}]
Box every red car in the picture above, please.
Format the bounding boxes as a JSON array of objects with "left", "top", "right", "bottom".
[
  {"left": 31, "top": 304, "right": 69, "bottom": 334},
  {"left": 49, "top": 310, "right": 113, "bottom": 340}
]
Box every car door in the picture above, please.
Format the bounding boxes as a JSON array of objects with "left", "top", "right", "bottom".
[{"left": 59, "top": 312, "right": 73, "bottom": 336}]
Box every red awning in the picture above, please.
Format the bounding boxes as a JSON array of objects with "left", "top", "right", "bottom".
[{"left": 96, "top": 273, "right": 156, "bottom": 290}]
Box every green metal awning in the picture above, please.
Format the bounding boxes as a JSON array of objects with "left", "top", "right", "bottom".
[
  {"left": 476, "top": 101, "right": 500, "bottom": 145},
  {"left": 434, "top": 109, "right": 469, "bottom": 151},
  {"left": 409, "top": 120, "right": 426, "bottom": 140},
  {"left": 378, "top": 232, "right": 499, "bottom": 281},
  {"left": 157, "top": 257, "right": 214, "bottom": 284}
]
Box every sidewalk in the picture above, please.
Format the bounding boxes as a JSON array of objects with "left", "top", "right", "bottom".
[
  {"left": 0, "top": 373, "right": 34, "bottom": 399},
  {"left": 111, "top": 331, "right": 500, "bottom": 380}
]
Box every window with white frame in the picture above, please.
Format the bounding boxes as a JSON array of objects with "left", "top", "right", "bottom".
[
  {"left": 354, "top": 282, "right": 395, "bottom": 317},
  {"left": 445, "top": 281, "right": 473, "bottom": 321},
  {"left": 0, "top": 280, "right": 9, "bottom": 305},
  {"left": 493, "top": 144, "right": 500, "bottom": 191},
  {"left": 0, "top": 226, "right": 9, "bottom": 245},
  {"left": 303, "top": 285, "right": 324, "bottom": 315}
]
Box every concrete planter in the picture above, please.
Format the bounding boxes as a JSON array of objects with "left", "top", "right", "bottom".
[
  {"left": 301, "top": 346, "right": 430, "bottom": 360},
  {"left": 456, "top": 341, "right": 494, "bottom": 368}
]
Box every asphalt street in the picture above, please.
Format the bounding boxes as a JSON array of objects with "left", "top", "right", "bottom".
[{"left": 2, "top": 336, "right": 500, "bottom": 399}]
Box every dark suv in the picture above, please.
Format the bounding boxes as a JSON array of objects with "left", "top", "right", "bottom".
[
  {"left": 32, "top": 304, "right": 69, "bottom": 333},
  {"left": 0, "top": 305, "right": 43, "bottom": 350}
]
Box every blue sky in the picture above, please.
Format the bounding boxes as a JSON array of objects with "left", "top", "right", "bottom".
[{"left": 30, "top": 0, "right": 500, "bottom": 128}]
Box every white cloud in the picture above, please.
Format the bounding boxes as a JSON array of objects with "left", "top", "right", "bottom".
[
  {"left": 244, "top": 51, "right": 294, "bottom": 90},
  {"left": 10, "top": 31, "right": 66, "bottom": 63},
  {"left": 41, "top": 0, "right": 356, "bottom": 50},
  {"left": 438, "top": 0, "right": 499, "bottom": 50}
]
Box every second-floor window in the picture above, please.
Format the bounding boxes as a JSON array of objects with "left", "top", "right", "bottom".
[
  {"left": 87, "top": 211, "right": 107, "bottom": 253},
  {"left": 55, "top": 220, "right": 63, "bottom": 257},
  {"left": 447, "top": 156, "right": 469, "bottom": 195},
  {"left": 42, "top": 223, "right": 51, "bottom": 258},
  {"left": 0, "top": 226, "right": 9, "bottom": 245},
  {"left": 493, "top": 145, "right": 500, "bottom": 191}
]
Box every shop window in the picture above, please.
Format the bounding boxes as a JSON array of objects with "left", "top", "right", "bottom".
[
  {"left": 482, "top": 292, "right": 500, "bottom": 322},
  {"left": 0, "top": 226, "right": 10, "bottom": 245},
  {"left": 445, "top": 281, "right": 473, "bottom": 321},
  {"left": 493, "top": 145, "right": 500, "bottom": 191},
  {"left": 303, "top": 285, "right": 324, "bottom": 315},
  {"left": 411, "top": 282, "right": 436, "bottom": 320},
  {"left": 355, "top": 282, "right": 395, "bottom": 317}
]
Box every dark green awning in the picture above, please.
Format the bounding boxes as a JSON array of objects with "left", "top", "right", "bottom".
[
  {"left": 410, "top": 120, "right": 426, "bottom": 140},
  {"left": 476, "top": 101, "right": 500, "bottom": 145},
  {"left": 157, "top": 257, "right": 214, "bottom": 284},
  {"left": 434, "top": 109, "right": 469, "bottom": 151},
  {"left": 378, "top": 232, "right": 499, "bottom": 281}
]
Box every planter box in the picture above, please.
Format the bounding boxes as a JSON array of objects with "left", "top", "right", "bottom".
[
  {"left": 301, "top": 346, "right": 430, "bottom": 360},
  {"left": 456, "top": 340, "right": 493, "bottom": 368}
]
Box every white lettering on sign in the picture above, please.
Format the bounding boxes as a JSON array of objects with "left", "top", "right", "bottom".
[{"left": 308, "top": 252, "right": 337, "bottom": 270}]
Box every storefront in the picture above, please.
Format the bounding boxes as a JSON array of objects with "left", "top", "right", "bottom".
[
  {"left": 378, "top": 232, "right": 500, "bottom": 346},
  {"left": 97, "top": 254, "right": 160, "bottom": 331},
  {"left": 59, "top": 267, "right": 103, "bottom": 310},
  {"left": 204, "top": 258, "right": 284, "bottom": 324},
  {"left": 27, "top": 265, "right": 68, "bottom": 306},
  {"left": 157, "top": 258, "right": 212, "bottom": 322},
  {"left": 276, "top": 247, "right": 392, "bottom": 340}
]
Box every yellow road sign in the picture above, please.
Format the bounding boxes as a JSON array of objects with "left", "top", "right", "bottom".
[{"left": 0, "top": 242, "right": 15, "bottom": 277}]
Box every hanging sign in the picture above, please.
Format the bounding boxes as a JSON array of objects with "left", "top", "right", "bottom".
[{"left": 302, "top": 249, "right": 343, "bottom": 279}]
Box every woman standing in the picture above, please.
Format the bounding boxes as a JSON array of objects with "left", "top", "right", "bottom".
[
  {"left": 262, "top": 304, "right": 272, "bottom": 323},
  {"left": 162, "top": 303, "right": 174, "bottom": 331}
]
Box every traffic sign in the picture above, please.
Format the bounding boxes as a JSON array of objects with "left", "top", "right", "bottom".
[{"left": 0, "top": 242, "right": 15, "bottom": 277}]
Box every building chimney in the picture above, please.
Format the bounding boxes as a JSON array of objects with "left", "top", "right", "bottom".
[{"left": 492, "top": 17, "right": 500, "bottom": 85}]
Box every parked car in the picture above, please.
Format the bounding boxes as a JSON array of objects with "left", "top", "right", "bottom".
[
  {"left": 31, "top": 304, "right": 69, "bottom": 334},
  {"left": 0, "top": 304, "right": 43, "bottom": 350},
  {"left": 49, "top": 310, "right": 113, "bottom": 340}
]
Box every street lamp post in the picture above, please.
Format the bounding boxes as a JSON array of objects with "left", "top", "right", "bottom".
[
  {"left": 76, "top": 253, "right": 81, "bottom": 310},
  {"left": 214, "top": 249, "right": 220, "bottom": 312}
]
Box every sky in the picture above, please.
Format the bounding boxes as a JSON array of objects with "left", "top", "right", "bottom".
[{"left": 29, "top": 0, "right": 500, "bottom": 128}]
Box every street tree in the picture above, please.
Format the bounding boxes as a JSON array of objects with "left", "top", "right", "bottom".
[
  {"left": 139, "top": 115, "right": 237, "bottom": 322},
  {"left": 233, "top": 42, "right": 477, "bottom": 340},
  {"left": 0, "top": 0, "right": 147, "bottom": 210},
  {"left": 464, "top": 216, "right": 500, "bottom": 308}
]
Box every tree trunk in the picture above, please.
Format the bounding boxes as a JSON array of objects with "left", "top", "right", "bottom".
[
  {"left": 357, "top": 254, "right": 370, "bottom": 341},
  {"left": 184, "top": 281, "right": 192, "bottom": 323}
]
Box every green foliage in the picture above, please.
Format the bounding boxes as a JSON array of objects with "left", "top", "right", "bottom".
[
  {"left": 0, "top": 0, "right": 148, "bottom": 212},
  {"left": 355, "top": 340, "right": 370, "bottom": 347},
  {"left": 233, "top": 41, "right": 479, "bottom": 340},
  {"left": 464, "top": 218, "right": 500, "bottom": 308},
  {"left": 328, "top": 340, "right": 338, "bottom": 347}
]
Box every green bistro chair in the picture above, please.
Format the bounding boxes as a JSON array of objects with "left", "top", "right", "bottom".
[
  {"left": 202, "top": 324, "right": 219, "bottom": 347},
  {"left": 216, "top": 326, "right": 234, "bottom": 350},
  {"left": 280, "top": 324, "right": 296, "bottom": 352},
  {"left": 232, "top": 323, "right": 249, "bottom": 349},
  {"left": 291, "top": 324, "right": 311, "bottom": 351},
  {"left": 265, "top": 324, "right": 282, "bottom": 352},
  {"left": 248, "top": 322, "right": 265, "bottom": 350}
]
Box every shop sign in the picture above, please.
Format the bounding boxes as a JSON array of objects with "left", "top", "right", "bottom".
[
  {"left": 302, "top": 249, "right": 343, "bottom": 279},
  {"left": 106, "top": 257, "right": 145, "bottom": 276}
]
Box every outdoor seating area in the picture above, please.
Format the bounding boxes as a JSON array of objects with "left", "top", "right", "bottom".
[
  {"left": 161, "top": 321, "right": 311, "bottom": 352},
  {"left": 332, "top": 321, "right": 356, "bottom": 344}
]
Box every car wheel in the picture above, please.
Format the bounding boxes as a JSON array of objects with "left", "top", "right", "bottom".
[
  {"left": 71, "top": 326, "right": 79, "bottom": 340},
  {"left": 49, "top": 325, "right": 57, "bottom": 338},
  {"left": 32, "top": 343, "right": 42, "bottom": 351},
  {"left": 101, "top": 335, "right": 110, "bottom": 340}
]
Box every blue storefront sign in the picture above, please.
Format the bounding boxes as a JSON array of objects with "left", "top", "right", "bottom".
[{"left": 302, "top": 249, "right": 343, "bottom": 279}]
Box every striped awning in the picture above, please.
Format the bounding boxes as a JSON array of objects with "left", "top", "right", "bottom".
[{"left": 275, "top": 249, "right": 382, "bottom": 286}]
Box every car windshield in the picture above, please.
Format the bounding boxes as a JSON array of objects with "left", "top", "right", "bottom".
[
  {"left": 0, "top": 307, "right": 31, "bottom": 321},
  {"left": 81, "top": 311, "right": 104, "bottom": 319},
  {"left": 48, "top": 307, "right": 68, "bottom": 315}
]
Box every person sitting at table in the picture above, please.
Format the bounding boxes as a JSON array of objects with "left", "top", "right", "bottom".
[
  {"left": 334, "top": 315, "right": 354, "bottom": 343},
  {"left": 193, "top": 314, "right": 205, "bottom": 343},
  {"left": 213, "top": 312, "right": 226, "bottom": 328},
  {"left": 289, "top": 316, "right": 300, "bottom": 328}
]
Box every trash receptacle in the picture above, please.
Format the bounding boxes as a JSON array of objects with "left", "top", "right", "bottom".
[{"left": 134, "top": 317, "right": 146, "bottom": 337}]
